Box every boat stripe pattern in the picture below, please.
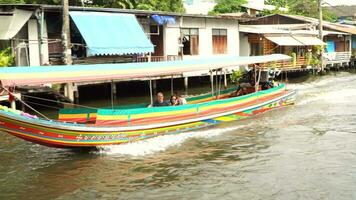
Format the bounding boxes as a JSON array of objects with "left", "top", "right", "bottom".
[{"left": 0, "top": 84, "right": 295, "bottom": 148}]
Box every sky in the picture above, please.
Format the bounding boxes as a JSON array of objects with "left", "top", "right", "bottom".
[{"left": 323, "top": 0, "right": 356, "bottom": 6}]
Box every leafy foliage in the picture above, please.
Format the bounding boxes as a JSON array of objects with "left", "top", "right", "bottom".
[
  {"left": 230, "top": 70, "right": 243, "bottom": 83},
  {"left": 0, "top": 0, "right": 185, "bottom": 12},
  {"left": 0, "top": 47, "right": 14, "bottom": 67},
  {"left": 209, "top": 0, "right": 247, "bottom": 15},
  {"left": 265, "top": 0, "right": 337, "bottom": 22}
]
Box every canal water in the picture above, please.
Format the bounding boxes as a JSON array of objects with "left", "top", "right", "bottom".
[{"left": 1, "top": 72, "right": 356, "bottom": 200}]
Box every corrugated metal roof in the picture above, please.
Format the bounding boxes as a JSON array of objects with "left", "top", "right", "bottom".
[
  {"left": 279, "top": 14, "right": 356, "bottom": 35},
  {"left": 70, "top": 11, "right": 154, "bottom": 56}
]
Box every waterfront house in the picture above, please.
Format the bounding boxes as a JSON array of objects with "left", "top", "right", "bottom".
[
  {"left": 0, "top": 4, "right": 242, "bottom": 67},
  {"left": 240, "top": 14, "right": 356, "bottom": 70},
  {"left": 0, "top": 4, "right": 245, "bottom": 102}
]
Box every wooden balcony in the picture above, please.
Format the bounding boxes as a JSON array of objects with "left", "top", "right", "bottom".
[{"left": 261, "top": 57, "right": 308, "bottom": 71}]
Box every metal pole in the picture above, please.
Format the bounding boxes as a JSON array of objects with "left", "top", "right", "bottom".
[
  {"left": 210, "top": 71, "right": 214, "bottom": 97},
  {"left": 224, "top": 69, "right": 227, "bottom": 89},
  {"left": 149, "top": 79, "right": 153, "bottom": 106},
  {"left": 62, "top": 0, "right": 72, "bottom": 65},
  {"left": 179, "top": 16, "right": 184, "bottom": 60},
  {"left": 111, "top": 80, "right": 115, "bottom": 109},
  {"left": 171, "top": 75, "right": 174, "bottom": 95},
  {"left": 318, "top": 0, "right": 324, "bottom": 73},
  {"left": 218, "top": 69, "right": 223, "bottom": 98},
  {"left": 184, "top": 76, "right": 188, "bottom": 95}
]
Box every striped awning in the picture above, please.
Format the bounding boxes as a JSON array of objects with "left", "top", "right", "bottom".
[{"left": 0, "top": 54, "right": 291, "bottom": 87}]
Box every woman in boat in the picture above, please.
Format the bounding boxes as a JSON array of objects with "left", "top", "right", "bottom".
[
  {"left": 170, "top": 95, "right": 180, "bottom": 106},
  {"left": 174, "top": 93, "right": 187, "bottom": 105}
]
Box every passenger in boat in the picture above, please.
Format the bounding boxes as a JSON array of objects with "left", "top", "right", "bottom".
[
  {"left": 233, "top": 69, "right": 255, "bottom": 96},
  {"left": 152, "top": 92, "right": 170, "bottom": 107},
  {"left": 174, "top": 93, "right": 187, "bottom": 105},
  {"left": 170, "top": 95, "right": 180, "bottom": 106}
]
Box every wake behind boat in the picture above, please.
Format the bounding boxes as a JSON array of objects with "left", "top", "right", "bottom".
[{"left": 0, "top": 55, "right": 295, "bottom": 148}]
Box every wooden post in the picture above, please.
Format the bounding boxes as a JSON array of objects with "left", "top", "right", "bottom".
[
  {"left": 179, "top": 16, "right": 184, "bottom": 60},
  {"left": 62, "top": 0, "right": 74, "bottom": 102},
  {"left": 318, "top": 0, "right": 324, "bottom": 73},
  {"left": 62, "top": 0, "right": 72, "bottom": 65},
  {"left": 184, "top": 76, "right": 188, "bottom": 95}
]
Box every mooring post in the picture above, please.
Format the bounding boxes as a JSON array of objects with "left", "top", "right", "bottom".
[{"left": 184, "top": 76, "right": 188, "bottom": 95}]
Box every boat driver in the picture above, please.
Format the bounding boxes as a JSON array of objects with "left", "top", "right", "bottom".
[{"left": 153, "top": 92, "right": 170, "bottom": 107}]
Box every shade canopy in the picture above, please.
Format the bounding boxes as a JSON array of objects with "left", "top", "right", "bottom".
[
  {"left": 293, "top": 36, "right": 326, "bottom": 46},
  {"left": 0, "top": 54, "right": 291, "bottom": 87},
  {"left": 0, "top": 9, "right": 33, "bottom": 40},
  {"left": 266, "top": 35, "right": 326, "bottom": 46},
  {"left": 69, "top": 11, "right": 154, "bottom": 56},
  {"left": 265, "top": 36, "right": 304, "bottom": 46}
]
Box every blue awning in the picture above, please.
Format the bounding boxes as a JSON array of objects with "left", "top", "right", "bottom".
[{"left": 69, "top": 11, "right": 154, "bottom": 56}]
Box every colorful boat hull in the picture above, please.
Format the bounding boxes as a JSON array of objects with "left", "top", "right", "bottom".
[{"left": 0, "top": 85, "right": 296, "bottom": 148}]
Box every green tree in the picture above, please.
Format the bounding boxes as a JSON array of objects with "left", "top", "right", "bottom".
[
  {"left": 264, "top": 0, "right": 337, "bottom": 22},
  {"left": 136, "top": 0, "right": 185, "bottom": 13},
  {"left": 209, "top": 0, "right": 247, "bottom": 15},
  {"left": 0, "top": 47, "right": 14, "bottom": 67},
  {"left": 0, "top": 0, "right": 185, "bottom": 12}
]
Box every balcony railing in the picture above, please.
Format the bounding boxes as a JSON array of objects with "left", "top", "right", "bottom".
[
  {"left": 136, "top": 55, "right": 180, "bottom": 63},
  {"left": 261, "top": 57, "right": 307, "bottom": 71},
  {"left": 323, "top": 52, "right": 351, "bottom": 64}
]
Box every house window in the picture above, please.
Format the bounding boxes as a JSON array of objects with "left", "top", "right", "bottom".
[
  {"left": 212, "top": 29, "right": 227, "bottom": 54},
  {"left": 182, "top": 28, "right": 199, "bottom": 55}
]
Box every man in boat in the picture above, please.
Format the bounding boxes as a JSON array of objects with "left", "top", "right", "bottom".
[
  {"left": 233, "top": 68, "right": 256, "bottom": 96},
  {"left": 153, "top": 92, "right": 170, "bottom": 107}
]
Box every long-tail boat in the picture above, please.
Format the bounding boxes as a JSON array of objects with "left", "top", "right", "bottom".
[{"left": 0, "top": 55, "right": 296, "bottom": 148}]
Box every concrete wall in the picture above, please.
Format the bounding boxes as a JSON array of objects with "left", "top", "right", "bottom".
[
  {"left": 239, "top": 33, "right": 250, "bottom": 56},
  {"left": 28, "top": 19, "right": 40, "bottom": 66},
  {"left": 163, "top": 17, "right": 240, "bottom": 59}
]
